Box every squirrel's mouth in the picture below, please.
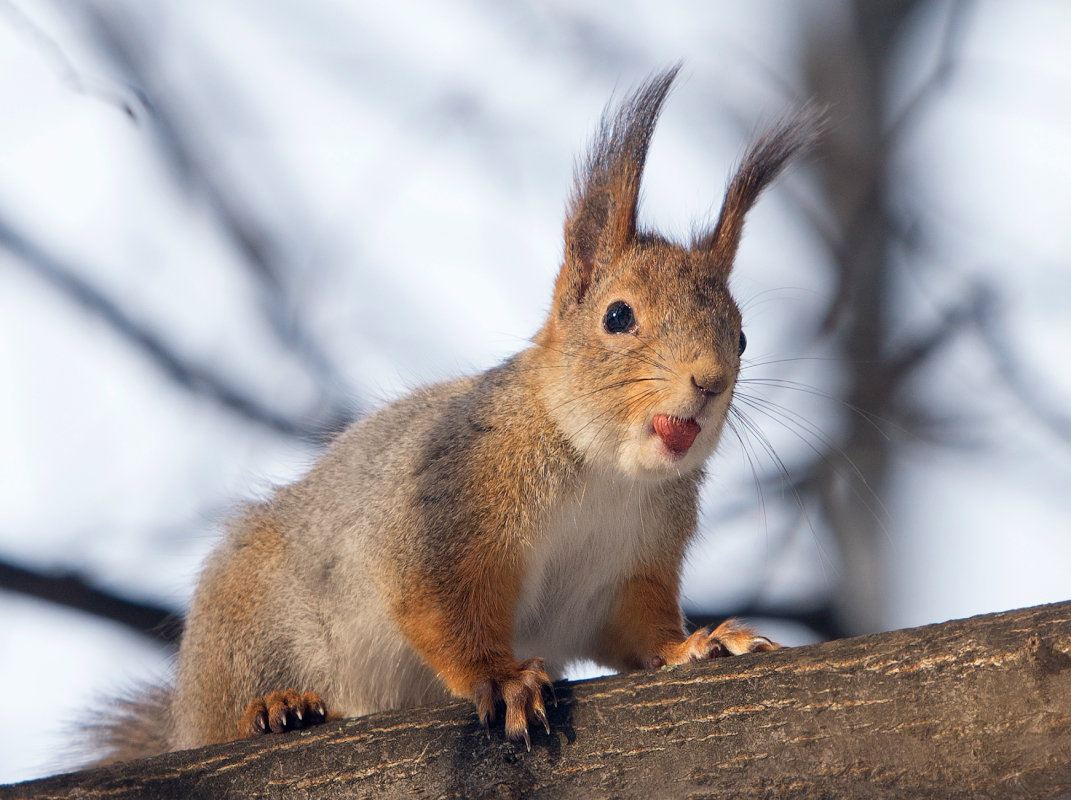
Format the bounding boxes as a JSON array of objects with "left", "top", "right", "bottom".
[{"left": 652, "top": 414, "right": 701, "bottom": 454}]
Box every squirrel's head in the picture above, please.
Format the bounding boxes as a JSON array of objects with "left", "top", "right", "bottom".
[{"left": 533, "top": 66, "right": 819, "bottom": 480}]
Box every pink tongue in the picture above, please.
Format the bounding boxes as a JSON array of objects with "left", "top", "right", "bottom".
[{"left": 653, "top": 414, "right": 701, "bottom": 453}]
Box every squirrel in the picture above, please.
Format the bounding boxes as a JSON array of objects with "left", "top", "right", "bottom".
[{"left": 93, "top": 66, "right": 819, "bottom": 761}]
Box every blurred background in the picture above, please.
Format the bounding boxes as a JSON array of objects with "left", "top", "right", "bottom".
[{"left": 2, "top": 0, "right": 1071, "bottom": 783}]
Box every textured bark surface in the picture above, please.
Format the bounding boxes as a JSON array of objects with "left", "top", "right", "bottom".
[{"left": 5, "top": 600, "right": 1071, "bottom": 800}]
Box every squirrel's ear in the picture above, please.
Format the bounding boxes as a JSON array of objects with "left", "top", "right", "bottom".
[
  {"left": 696, "top": 106, "right": 823, "bottom": 273},
  {"left": 559, "top": 66, "right": 680, "bottom": 305}
]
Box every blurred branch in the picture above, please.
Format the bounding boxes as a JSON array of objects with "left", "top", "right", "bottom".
[
  {"left": 0, "top": 558, "right": 180, "bottom": 646},
  {"left": 0, "top": 213, "right": 344, "bottom": 442},
  {"left": 890, "top": 198, "right": 1071, "bottom": 447},
  {"left": 975, "top": 288, "right": 1071, "bottom": 444},
  {"left": 821, "top": 0, "right": 970, "bottom": 334},
  {"left": 883, "top": 0, "right": 975, "bottom": 147},
  {"left": 884, "top": 280, "right": 989, "bottom": 387},
  {"left": 76, "top": 4, "right": 355, "bottom": 413},
  {"left": 0, "top": 551, "right": 839, "bottom": 665},
  {"left": 792, "top": 1, "right": 924, "bottom": 635},
  {"left": 0, "top": 0, "right": 144, "bottom": 119}
]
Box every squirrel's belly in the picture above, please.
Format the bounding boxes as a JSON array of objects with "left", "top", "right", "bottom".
[
  {"left": 511, "top": 475, "right": 656, "bottom": 676},
  {"left": 512, "top": 577, "right": 620, "bottom": 677}
]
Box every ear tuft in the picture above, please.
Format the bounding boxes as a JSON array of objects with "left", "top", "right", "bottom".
[
  {"left": 561, "top": 65, "right": 681, "bottom": 304},
  {"left": 697, "top": 105, "right": 824, "bottom": 272}
]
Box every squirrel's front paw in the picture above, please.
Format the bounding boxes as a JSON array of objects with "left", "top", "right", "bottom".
[
  {"left": 241, "top": 689, "right": 328, "bottom": 736},
  {"left": 659, "top": 618, "right": 779, "bottom": 666},
  {"left": 472, "top": 657, "right": 554, "bottom": 751}
]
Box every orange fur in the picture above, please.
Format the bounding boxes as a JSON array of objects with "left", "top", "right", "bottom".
[
  {"left": 241, "top": 690, "right": 327, "bottom": 736},
  {"left": 595, "top": 571, "right": 688, "bottom": 670},
  {"left": 392, "top": 551, "right": 522, "bottom": 699},
  {"left": 597, "top": 569, "right": 779, "bottom": 670},
  {"left": 177, "top": 510, "right": 292, "bottom": 745},
  {"left": 662, "top": 619, "right": 779, "bottom": 665}
]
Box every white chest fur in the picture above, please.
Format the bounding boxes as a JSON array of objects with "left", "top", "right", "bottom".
[{"left": 511, "top": 472, "right": 659, "bottom": 676}]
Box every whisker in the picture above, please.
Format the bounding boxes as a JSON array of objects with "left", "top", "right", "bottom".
[
  {"left": 728, "top": 406, "right": 800, "bottom": 496},
  {"left": 734, "top": 393, "right": 870, "bottom": 491},
  {"left": 741, "top": 355, "right": 845, "bottom": 370},
  {"left": 738, "top": 286, "right": 823, "bottom": 316},
  {"left": 728, "top": 405, "right": 837, "bottom": 579},
  {"left": 542, "top": 376, "right": 668, "bottom": 419},
  {"left": 724, "top": 414, "right": 770, "bottom": 537},
  {"left": 631, "top": 334, "right": 675, "bottom": 372},
  {"left": 737, "top": 376, "right": 895, "bottom": 438},
  {"left": 733, "top": 393, "right": 890, "bottom": 526},
  {"left": 568, "top": 385, "right": 660, "bottom": 449}
]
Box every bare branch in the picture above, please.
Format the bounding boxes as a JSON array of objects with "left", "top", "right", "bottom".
[
  {"left": 74, "top": 3, "right": 355, "bottom": 412},
  {"left": 0, "top": 213, "right": 347, "bottom": 442},
  {"left": 883, "top": 0, "right": 976, "bottom": 148},
  {"left": 0, "top": 0, "right": 145, "bottom": 120},
  {"left": 0, "top": 558, "right": 180, "bottom": 647},
  {"left": 975, "top": 289, "right": 1071, "bottom": 444},
  {"left": 883, "top": 281, "right": 989, "bottom": 388}
]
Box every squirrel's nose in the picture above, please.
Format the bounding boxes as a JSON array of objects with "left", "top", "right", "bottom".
[{"left": 691, "top": 373, "right": 729, "bottom": 397}]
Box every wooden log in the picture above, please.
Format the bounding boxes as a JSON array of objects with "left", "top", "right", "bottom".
[{"left": 4, "top": 600, "right": 1070, "bottom": 799}]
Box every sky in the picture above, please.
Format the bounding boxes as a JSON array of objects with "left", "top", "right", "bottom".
[{"left": 2, "top": 0, "right": 1071, "bottom": 784}]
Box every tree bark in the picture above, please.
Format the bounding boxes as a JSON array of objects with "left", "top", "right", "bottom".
[{"left": 6, "top": 600, "right": 1070, "bottom": 799}]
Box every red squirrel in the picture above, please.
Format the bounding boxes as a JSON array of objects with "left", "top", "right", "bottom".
[{"left": 95, "top": 66, "right": 818, "bottom": 759}]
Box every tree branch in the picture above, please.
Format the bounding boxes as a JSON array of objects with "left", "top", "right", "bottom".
[
  {"left": 0, "top": 559, "right": 180, "bottom": 646},
  {"left": 7, "top": 600, "right": 1070, "bottom": 798},
  {"left": 0, "top": 213, "right": 347, "bottom": 443},
  {"left": 0, "top": 552, "right": 836, "bottom": 653},
  {"left": 77, "top": 3, "right": 356, "bottom": 412}
]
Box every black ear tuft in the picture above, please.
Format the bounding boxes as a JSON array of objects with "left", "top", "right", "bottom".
[
  {"left": 697, "top": 105, "right": 824, "bottom": 272},
  {"left": 561, "top": 65, "right": 681, "bottom": 304}
]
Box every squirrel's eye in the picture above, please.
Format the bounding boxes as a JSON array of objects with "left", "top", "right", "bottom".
[
  {"left": 738, "top": 330, "right": 747, "bottom": 356},
  {"left": 603, "top": 301, "right": 636, "bottom": 334}
]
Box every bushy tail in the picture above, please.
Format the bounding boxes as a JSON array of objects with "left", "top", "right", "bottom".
[{"left": 80, "top": 684, "right": 174, "bottom": 766}]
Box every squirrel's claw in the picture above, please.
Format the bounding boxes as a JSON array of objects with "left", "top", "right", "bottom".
[
  {"left": 702, "top": 618, "right": 780, "bottom": 656},
  {"left": 660, "top": 618, "right": 781, "bottom": 666},
  {"left": 241, "top": 689, "right": 329, "bottom": 737},
  {"left": 473, "top": 657, "right": 554, "bottom": 749},
  {"left": 245, "top": 698, "right": 269, "bottom": 734},
  {"left": 533, "top": 705, "right": 551, "bottom": 736},
  {"left": 473, "top": 680, "right": 495, "bottom": 738}
]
